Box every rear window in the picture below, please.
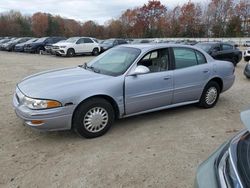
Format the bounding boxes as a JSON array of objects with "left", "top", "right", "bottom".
[{"left": 222, "top": 44, "right": 233, "bottom": 50}]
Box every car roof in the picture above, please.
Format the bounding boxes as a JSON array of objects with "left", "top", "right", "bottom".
[{"left": 121, "top": 43, "right": 201, "bottom": 51}]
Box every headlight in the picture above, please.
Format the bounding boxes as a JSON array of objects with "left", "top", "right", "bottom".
[
  {"left": 22, "top": 96, "right": 62, "bottom": 110},
  {"left": 60, "top": 46, "right": 66, "bottom": 48}
]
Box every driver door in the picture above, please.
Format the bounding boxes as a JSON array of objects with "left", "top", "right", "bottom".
[{"left": 124, "top": 48, "right": 173, "bottom": 115}]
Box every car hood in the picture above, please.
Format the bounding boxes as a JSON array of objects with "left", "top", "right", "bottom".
[
  {"left": 53, "top": 42, "right": 72, "bottom": 46},
  {"left": 18, "top": 67, "right": 109, "bottom": 98},
  {"left": 241, "top": 109, "right": 250, "bottom": 130}
]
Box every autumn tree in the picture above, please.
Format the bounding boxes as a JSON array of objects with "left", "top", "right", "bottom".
[{"left": 31, "top": 12, "right": 49, "bottom": 37}]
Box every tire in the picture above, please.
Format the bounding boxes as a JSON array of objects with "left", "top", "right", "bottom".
[
  {"left": 67, "top": 48, "right": 75, "bottom": 57},
  {"left": 199, "top": 81, "right": 220, "bottom": 108},
  {"left": 244, "top": 57, "right": 250, "bottom": 62},
  {"left": 36, "top": 46, "right": 44, "bottom": 54},
  {"left": 92, "top": 48, "right": 99, "bottom": 56},
  {"left": 73, "top": 98, "right": 115, "bottom": 138}
]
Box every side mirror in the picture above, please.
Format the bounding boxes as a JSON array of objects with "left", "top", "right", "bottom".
[{"left": 130, "top": 65, "right": 150, "bottom": 76}]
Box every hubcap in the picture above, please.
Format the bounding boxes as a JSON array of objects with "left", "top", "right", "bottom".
[
  {"left": 205, "top": 87, "right": 218, "bottom": 105},
  {"left": 83, "top": 107, "right": 108, "bottom": 133}
]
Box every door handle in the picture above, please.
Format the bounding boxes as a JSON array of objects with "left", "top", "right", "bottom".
[
  {"left": 203, "top": 70, "right": 209, "bottom": 73},
  {"left": 163, "top": 76, "right": 171, "bottom": 80}
]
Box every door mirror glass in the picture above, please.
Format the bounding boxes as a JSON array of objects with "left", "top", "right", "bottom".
[{"left": 130, "top": 65, "right": 150, "bottom": 76}]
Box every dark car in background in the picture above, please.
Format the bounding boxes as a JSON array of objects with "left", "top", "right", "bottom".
[
  {"left": 2, "top": 37, "right": 32, "bottom": 51},
  {"left": 195, "top": 109, "right": 250, "bottom": 188},
  {"left": 100, "top": 38, "right": 127, "bottom": 52},
  {"left": 195, "top": 42, "right": 242, "bottom": 66},
  {"left": 24, "top": 36, "right": 66, "bottom": 53},
  {"left": 14, "top": 38, "right": 38, "bottom": 52}
]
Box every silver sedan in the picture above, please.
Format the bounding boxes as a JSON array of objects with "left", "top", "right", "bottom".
[{"left": 13, "top": 44, "right": 235, "bottom": 138}]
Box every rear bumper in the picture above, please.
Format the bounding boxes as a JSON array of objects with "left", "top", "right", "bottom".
[{"left": 222, "top": 74, "right": 235, "bottom": 92}]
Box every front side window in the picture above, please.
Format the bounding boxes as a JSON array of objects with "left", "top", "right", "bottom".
[
  {"left": 76, "top": 38, "right": 85, "bottom": 44},
  {"left": 173, "top": 48, "right": 198, "bottom": 69},
  {"left": 138, "top": 48, "right": 169, "bottom": 73},
  {"left": 87, "top": 47, "right": 141, "bottom": 76}
]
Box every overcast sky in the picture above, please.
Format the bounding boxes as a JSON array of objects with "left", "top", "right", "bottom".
[{"left": 0, "top": 0, "right": 208, "bottom": 24}]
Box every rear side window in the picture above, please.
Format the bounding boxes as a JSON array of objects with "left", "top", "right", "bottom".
[
  {"left": 173, "top": 48, "right": 198, "bottom": 69},
  {"left": 222, "top": 44, "right": 233, "bottom": 50},
  {"left": 195, "top": 51, "right": 207, "bottom": 64},
  {"left": 84, "top": 38, "right": 93, "bottom": 43}
]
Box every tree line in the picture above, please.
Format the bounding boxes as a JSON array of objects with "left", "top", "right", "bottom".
[{"left": 0, "top": 0, "right": 249, "bottom": 38}]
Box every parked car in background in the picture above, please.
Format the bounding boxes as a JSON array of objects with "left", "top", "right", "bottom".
[
  {"left": 244, "top": 62, "right": 250, "bottom": 78},
  {"left": 243, "top": 48, "right": 250, "bottom": 62},
  {"left": 2, "top": 37, "right": 32, "bottom": 51},
  {"left": 131, "top": 39, "right": 152, "bottom": 44},
  {"left": 24, "top": 36, "right": 66, "bottom": 53},
  {"left": 195, "top": 109, "right": 250, "bottom": 188},
  {"left": 100, "top": 38, "right": 127, "bottom": 52},
  {"left": 13, "top": 44, "right": 235, "bottom": 138},
  {"left": 195, "top": 42, "right": 242, "bottom": 66},
  {"left": 14, "top": 38, "right": 37, "bottom": 52},
  {"left": 0, "top": 38, "right": 16, "bottom": 50},
  {"left": 52, "top": 37, "right": 100, "bottom": 57},
  {"left": 243, "top": 40, "right": 250, "bottom": 47}
]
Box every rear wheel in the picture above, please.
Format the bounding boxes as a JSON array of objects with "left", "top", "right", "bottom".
[
  {"left": 92, "top": 48, "right": 99, "bottom": 56},
  {"left": 67, "top": 48, "right": 75, "bottom": 57},
  {"left": 73, "top": 98, "right": 114, "bottom": 138},
  {"left": 199, "top": 81, "right": 220, "bottom": 108}
]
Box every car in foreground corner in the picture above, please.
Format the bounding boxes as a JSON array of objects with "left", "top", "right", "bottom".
[
  {"left": 13, "top": 44, "right": 235, "bottom": 138},
  {"left": 195, "top": 109, "right": 250, "bottom": 188},
  {"left": 195, "top": 42, "right": 242, "bottom": 66}
]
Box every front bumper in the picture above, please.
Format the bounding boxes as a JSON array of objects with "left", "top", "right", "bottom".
[
  {"left": 13, "top": 88, "right": 75, "bottom": 131},
  {"left": 54, "top": 49, "right": 67, "bottom": 56}
]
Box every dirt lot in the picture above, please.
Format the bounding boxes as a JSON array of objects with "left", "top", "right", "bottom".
[{"left": 0, "top": 51, "right": 249, "bottom": 188}]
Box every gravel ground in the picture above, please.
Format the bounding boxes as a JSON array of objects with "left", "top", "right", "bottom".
[{"left": 0, "top": 51, "right": 249, "bottom": 188}]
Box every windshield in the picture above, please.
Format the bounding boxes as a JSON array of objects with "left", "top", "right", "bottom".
[
  {"left": 195, "top": 43, "right": 213, "bottom": 52},
  {"left": 36, "top": 37, "right": 48, "bottom": 43},
  {"left": 86, "top": 47, "right": 141, "bottom": 76},
  {"left": 66, "top": 37, "right": 79, "bottom": 43},
  {"left": 103, "top": 39, "right": 115, "bottom": 45}
]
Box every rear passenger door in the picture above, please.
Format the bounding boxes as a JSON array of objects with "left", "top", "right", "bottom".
[
  {"left": 83, "top": 38, "right": 95, "bottom": 52},
  {"left": 172, "top": 47, "right": 210, "bottom": 104}
]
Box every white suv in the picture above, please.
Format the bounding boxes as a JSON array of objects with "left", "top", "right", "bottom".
[{"left": 53, "top": 37, "right": 100, "bottom": 57}]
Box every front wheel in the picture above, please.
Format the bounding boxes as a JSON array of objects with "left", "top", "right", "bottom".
[
  {"left": 73, "top": 98, "right": 114, "bottom": 138},
  {"left": 199, "top": 81, "right": 220, "bottom": 108},
  {"left": 67, "top": 48, "right": 75, "bottom": 57}
]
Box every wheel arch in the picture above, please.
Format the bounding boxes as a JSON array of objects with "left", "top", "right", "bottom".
[
  {"left": 71, "top": 95, "right": 120, "bottom": 128},
  {"left": 207, "top": 77, "right": 223, "bottom": 92}
]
